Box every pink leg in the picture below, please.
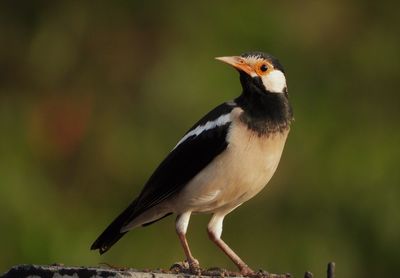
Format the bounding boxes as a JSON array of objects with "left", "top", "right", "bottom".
[
  {"left": 177, "top": 232, "right": 200, "bottom": 270},
  {"left": 176, "top": 212, "right": 200, "bottom": 273},
  {"left": 207, "top": 214, "right": 254, "bottom": 276}
]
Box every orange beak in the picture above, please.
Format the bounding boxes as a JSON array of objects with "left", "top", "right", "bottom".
[{"left": 215, "top": 56, "right": 255, "bottom": 76}]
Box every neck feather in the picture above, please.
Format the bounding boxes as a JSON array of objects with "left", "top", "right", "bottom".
[{"left": 235, "top": 77, "right": 293, "bottom": 135}]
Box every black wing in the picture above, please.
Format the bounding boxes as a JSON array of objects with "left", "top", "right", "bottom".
[
  {"left": 133, "top": 101, "right": 236, "bottom": 216},
  {"left": 91, "top": 101, "right": 236, "bottom": 254}
]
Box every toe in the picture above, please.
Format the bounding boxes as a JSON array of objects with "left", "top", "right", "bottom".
[
  {"left": 189, "top": 259, "right": 201, "bottom": 275},
  {"left": 240, "top": 266, "right": 255, "bottom": 276}
]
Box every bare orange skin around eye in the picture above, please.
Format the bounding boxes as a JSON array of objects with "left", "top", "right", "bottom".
[{"left": 254, "top": 61, "right": 274, "bottom": 76}]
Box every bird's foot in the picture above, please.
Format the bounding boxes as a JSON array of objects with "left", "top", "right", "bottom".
[
  {"left": 170, "top": 259, "right": 201, "bottom": 275},
  {"left": 240, "top": 265, "right": 255, "bottom": 276},
  {"left": 188, "top": 258, "right": 201, "bottom": 275}
]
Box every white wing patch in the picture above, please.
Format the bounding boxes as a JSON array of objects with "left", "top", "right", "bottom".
[{"left": 174, "top": 113, "right": 231, "bottom": 149}]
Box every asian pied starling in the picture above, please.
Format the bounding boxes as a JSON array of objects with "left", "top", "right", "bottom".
[{"left": 91, "top": 52, "right": 293, "bottom": 276}]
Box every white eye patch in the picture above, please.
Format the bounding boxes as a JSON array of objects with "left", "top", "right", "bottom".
[{"left": 261, "top": 70, "right": 287, "bottom": 93}]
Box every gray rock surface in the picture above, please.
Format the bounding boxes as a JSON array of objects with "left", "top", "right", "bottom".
[
  {"left": 1, "top": 264, "right": 292, "bottom": 278},
  {"left": 1, "top": 264, "right": 197, "bottom": 278}
]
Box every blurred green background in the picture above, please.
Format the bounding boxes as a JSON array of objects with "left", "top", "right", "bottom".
[{"left": 1, "top": 1, "right": 399, "bottom": 277}]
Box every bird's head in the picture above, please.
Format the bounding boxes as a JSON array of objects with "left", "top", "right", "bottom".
[{"left": 216, "top": 52, "right": 287, "bottom": 95}]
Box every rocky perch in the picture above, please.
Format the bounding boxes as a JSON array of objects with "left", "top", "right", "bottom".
[{"left": 1, "top": 263, "right": 335, "bottom": 278}]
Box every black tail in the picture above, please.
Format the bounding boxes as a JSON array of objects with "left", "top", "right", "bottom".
[{"left": 91, "top": 199, "right": 138, "bottom": 254}]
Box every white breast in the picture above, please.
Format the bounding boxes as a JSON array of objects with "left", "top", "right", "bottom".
[{"left": 174, "top": 108, "right": 289, "bottom": 215}]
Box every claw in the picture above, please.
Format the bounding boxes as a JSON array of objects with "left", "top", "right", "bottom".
[
  {"left": 170, "top": 259, "right": 201, "bottom": 275},
  {"left": 188, "top": 259, "right": 201, "bottom": 275}
]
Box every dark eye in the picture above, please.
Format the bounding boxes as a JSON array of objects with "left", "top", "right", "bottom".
[{"left": 260, "top": 64, "right": 268, "bottom": 72}]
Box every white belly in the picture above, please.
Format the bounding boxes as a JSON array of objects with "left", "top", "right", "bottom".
[{"left": 173, "top": 108, "right": 289, "bottom": 215}]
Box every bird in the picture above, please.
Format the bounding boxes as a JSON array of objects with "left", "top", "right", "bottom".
[{"left": 91, "top": 52, "right": 293, "bottom": 276}]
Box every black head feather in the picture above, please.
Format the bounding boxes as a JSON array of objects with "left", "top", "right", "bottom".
[{"left": 241, "top": 51, "right": 285, "bottom": 73}]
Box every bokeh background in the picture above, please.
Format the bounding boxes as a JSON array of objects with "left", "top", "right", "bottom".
[{"left": 1, "top": 1, "right": 399, "bottom": 277}]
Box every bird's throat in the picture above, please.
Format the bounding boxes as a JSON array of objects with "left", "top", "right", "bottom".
[{"left": 235, "top": 87, "right": 293, "bottom": 136}]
